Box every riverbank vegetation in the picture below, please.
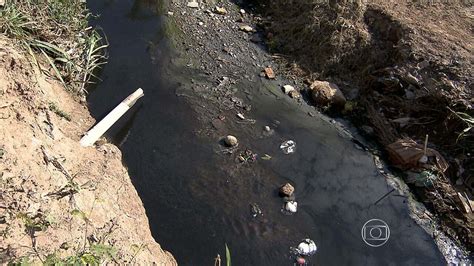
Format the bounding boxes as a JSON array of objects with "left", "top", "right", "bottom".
[{"left": 0, "top": 0, "right": 107, "bottom": 96}]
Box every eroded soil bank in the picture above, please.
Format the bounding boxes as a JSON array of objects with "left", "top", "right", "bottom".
[{"left": 0, "top": 2, "right": 175, "bottom": 264}]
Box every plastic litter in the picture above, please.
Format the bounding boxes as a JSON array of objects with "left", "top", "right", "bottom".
[
  {"left": 285, "top": 201, "right": 298, "bottom": 213},
  {"left": 280, "top": 140, "right": 296, "bottom": 154},
  {"left": 250, "top": 203, "right": 262, "bottom": 217},
  {"left": 296, "top": 256, "right": 306, "bottom": 265},
  {"left": 238, "top": 149, "right": 257, "bottom": 163},
  {"left": 297, "top": 239, "right": 317, "bottom": 256},
  {"left": 416, "top": 171, "right": 437, "bottom": 187}
]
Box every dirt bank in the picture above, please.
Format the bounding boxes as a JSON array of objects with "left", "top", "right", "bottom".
[{"left": 0, "top": 36, "right": 175, "bottom": 265}]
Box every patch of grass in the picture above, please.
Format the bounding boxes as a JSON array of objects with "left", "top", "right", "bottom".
[
  {"left": 79, "top": 30, "right": 108, "bottom": 94},
  {"left": 7, "top": 256, "right": 31, "bottom": 265},
  {"left": 0, "top": 3, "right": 34, "bottom": 39},
  {"left": 0, "top": 0, "right": 108, "bottom": 95},
  {"left": 48, "top": 102, "right": 71, "bottom": 121},
  {"left": 41, "top": 244, "right": 117, "bottom": 265}
]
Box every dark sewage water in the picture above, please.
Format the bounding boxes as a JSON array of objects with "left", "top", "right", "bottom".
[{"left": 87, "top": 0, "right": 445, "bottom": 265}]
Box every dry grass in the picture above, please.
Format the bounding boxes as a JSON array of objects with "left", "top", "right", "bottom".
[{"left": 263, "top": 0, "right": 369, "bottom": 76}]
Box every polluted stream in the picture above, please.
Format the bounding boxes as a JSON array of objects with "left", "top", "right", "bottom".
[{"left": 87, "top": 0, "right": 445, "bottom": 265}]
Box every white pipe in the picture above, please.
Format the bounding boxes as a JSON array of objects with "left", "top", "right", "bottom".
[{"left": 80, "top": 88, "right": 144, "bottom": 147}]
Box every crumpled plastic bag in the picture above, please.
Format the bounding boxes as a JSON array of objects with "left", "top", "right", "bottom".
[{"left": 280, "top": 140, "right": 296, "bottom": 154}]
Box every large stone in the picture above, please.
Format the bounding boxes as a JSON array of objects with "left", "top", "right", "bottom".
[
  {"left": 310, "top": 80, "right": 346, "bottom": 107},
  {"left": 224, "top": 135, "right": 238, "bottom": 147},
  {"left": 279, "top": 183, "right": 294, "bottom": 197}
]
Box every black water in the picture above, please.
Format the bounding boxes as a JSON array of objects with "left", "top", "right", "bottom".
[{"left": 87, "top": 0, "right": 445, "bottom": 265}]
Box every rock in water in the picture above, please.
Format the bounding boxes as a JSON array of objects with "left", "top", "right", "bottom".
[
  {"left": 283, "top": 85, "right": 295, "bottom": 94},
  {"left": 310, "top": 80, "right": 346, "bottom": 107},
  {"left": 224, "top": 135, "right": 238, "bottom": 147},
  {"left": 279, "top": 183, "right": 295, "bottom": 197}
]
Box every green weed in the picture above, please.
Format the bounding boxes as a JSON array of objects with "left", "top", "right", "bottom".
[
  {"left": 225, "top": 244, "right": 231, "bottom": 266},
  {"left": 0, "top": 0, "right": 108, "bottom": 95},
  {"left": 449, "top": 108, "right": 474, "bottom": 142}
]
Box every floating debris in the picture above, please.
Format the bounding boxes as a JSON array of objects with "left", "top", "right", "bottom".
[
  {"left": 238, "top": 149, "right": 257, "bottom": 163},
  {"left": 296, "top": 256, "right": 306, "bottom": 265},
  {"left": 284, "top": 201, "right": 298, "bottom": 213},
  {"left": 280, "top": 140, "right": 296, "bottom": 154},
  {"left": 297, "top": 239, "right": 317, "bottom": 256},
  {"left": 250, "top": 203, "right": 262, "bottom": 217}
]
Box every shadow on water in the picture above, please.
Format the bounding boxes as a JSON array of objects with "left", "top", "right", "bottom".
[{"left": 87, "top": 0, "right": 445, "bottom": 265}]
